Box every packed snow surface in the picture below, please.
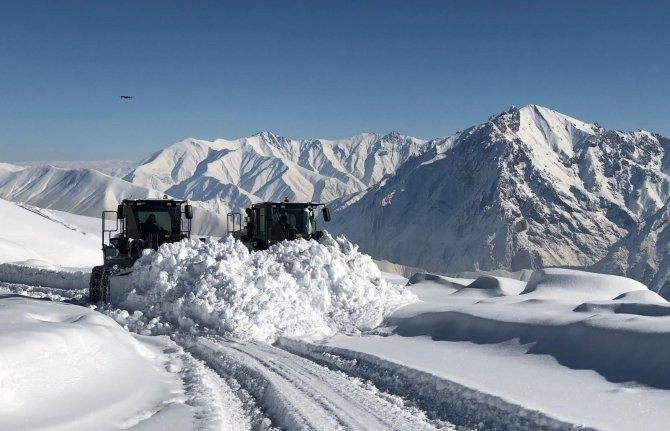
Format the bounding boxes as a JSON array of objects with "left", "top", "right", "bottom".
[{"left": 114, "top": 233, "right": 415, "bottom": 342}]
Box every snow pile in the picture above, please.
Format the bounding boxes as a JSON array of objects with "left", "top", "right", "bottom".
[
  {"left": 115, "top": 233, "right": 416, "bottom": 342},
  {"left": 0, "top": 263, "right": 89, "bottom": 290}
]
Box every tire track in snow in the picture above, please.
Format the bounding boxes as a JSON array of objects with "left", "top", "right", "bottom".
[
  {"left": 187, "top": 336, "right": 455, "bottom": 431},
  {"left": 0, "top": 283, "right": 257, "bottom": 431},
  {"left": 277, "top": 338, "right": 591, "bottom": 431}
]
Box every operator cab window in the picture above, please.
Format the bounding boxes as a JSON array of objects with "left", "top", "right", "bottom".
[
  {"left": 137, "top": 210, "right": 175, "bottom": 235},
  {"left": 277, "top": 207, "right": 312, "bottom": 235}
]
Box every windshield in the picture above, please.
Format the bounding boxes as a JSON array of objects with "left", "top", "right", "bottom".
[
  {"left": 275, "top": 207, "right": 314, "bottom": 236},
  {"left": 126, "top": 206, "right": 181, "bottom": 238}
]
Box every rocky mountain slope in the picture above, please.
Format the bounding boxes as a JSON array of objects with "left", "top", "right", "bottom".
[
  {"left": 329, "top": 105, "right": 670, "bottom": 278},
  {"left": 595, "top": 201, "right": 670, "bottom": 297}
]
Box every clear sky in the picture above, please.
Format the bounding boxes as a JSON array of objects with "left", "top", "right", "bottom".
[{"left": 1, "top": 0, "right": 668, "bottom": 161}]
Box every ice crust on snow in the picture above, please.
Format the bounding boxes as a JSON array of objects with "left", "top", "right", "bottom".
[{"left": 114, "top": 233, "right": 415, "bottom": 342}]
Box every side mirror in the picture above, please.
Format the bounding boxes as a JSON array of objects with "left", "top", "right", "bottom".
[
  {"left": 245, "top": 208, "right": 252, "bottom": 217},
  {"left": 322, "top": 207, "right": 331, "bottom": 222},
  {"left": 116, "top": 204, "right": 124, "bottom": 219},
  {"left": 184, "top": 204, "right": 193, "bottom": 219}
]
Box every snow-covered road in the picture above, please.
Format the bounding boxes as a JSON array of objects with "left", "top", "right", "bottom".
[{"left": 189, "top": 337, "right": 453, "bottom": 431}]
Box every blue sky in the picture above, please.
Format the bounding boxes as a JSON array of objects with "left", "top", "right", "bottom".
[{"left": 1, "top": 0, "right": 668, "bottom": 161}]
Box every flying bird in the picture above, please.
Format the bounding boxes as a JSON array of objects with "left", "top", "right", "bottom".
[{"left": 119, "top": 95, "right": 134, "bottom": 100}]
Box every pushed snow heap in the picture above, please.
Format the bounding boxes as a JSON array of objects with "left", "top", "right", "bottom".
[{"left": 116, "top": 233, "right": 415, "bottom": 342}]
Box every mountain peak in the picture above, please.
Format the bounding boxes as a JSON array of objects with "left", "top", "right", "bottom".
[
  {"left": 382, "top": 131, "right": 404, "bottom": 141},
  {"left": 252, "top": 131, "right": 279, "bottom": 140}
]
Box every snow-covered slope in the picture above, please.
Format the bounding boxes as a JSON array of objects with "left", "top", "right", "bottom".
[
  {"left": 596, "top": 201, "right": 670, "bottom": 297},
  {"left": 0, "top": 165, "right": 227, "bottom": 236},
  {"left": 285, "top": 269, "right": 670, "bottom": 431},
  {"left": 126, "top": 131, "right": 428, "bottom": 213},
  {"left": 0, "top": 162, "right": 25, "bottom": 174},
  {"left": 0, "top": 198, "right": 100, "bottom": 268},
  {"left": 329, "top": 105, "right": 670, "bottom": 278},
  {"left": 17, "top": 159, "right": 136, "bottom": 177},
  {"left": 0, "top": 165, "right": 163, "bottom": 217}
]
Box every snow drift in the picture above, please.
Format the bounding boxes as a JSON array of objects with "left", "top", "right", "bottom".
[
  {"left": 521, "top": 267, "right": 647, "bottom": 301},
  {"left": 391, "top": 268, "right": 670, "bottom": 388},
  {"left": 113, "top": 233, "right": 416, "bottom": 342}
]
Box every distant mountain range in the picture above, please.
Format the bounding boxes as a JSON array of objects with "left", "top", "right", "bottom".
[
  {"left": 1, "top": 105, "right": 668, "bottom": 296},
  {"left": 16, "top": 160, "right": 137, "bottom": 178},
  {"left": 124, "top": 131, "right": 428, "bottom": 216}
]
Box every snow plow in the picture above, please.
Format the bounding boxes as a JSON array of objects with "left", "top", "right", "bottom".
[
  {"left": 89, "top": 198, "right": 193, "bottom": 303},
  {"left": 227, "top": 201, "right": 331, "bottom": 251}
]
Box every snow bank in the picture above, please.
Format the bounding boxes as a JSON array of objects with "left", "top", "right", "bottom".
[
  {"left": 282, "top": 335, "right": 670, "bottom": 431},
  {"left": 0, "top": 263, "right": 89, "bottom": 290},
  {"left": 280, "top": 337, "right": 581, "bottom": 431},
  {"left": 114, "top": 233, "right": 416, "bottom": 342},
  {"left": 0, "top": 296, "right": 193, "bottom": 430}
]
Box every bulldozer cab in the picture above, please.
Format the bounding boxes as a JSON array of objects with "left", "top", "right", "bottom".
[
  {"left": 228, "top": 201, "right": 331, "bottom": 250},
  {"left": 102, "top": 199, "right": 193, "bottom": 263}
]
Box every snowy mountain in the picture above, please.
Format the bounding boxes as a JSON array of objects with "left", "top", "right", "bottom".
[
  {"left": 125, "top": 131, "right": 428, "bottom": 213},
  {"left": 0, "top": 133, "right": 428, "bottom": 237},
  {"left": 0, "top": 165, "right": 162, "bottom": 216},
  {"left": 329, "top": 105, "right": 670, "bottom": 278},
  {"left": 0, "top": 162, "right": 25, "bottom": 174}
]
